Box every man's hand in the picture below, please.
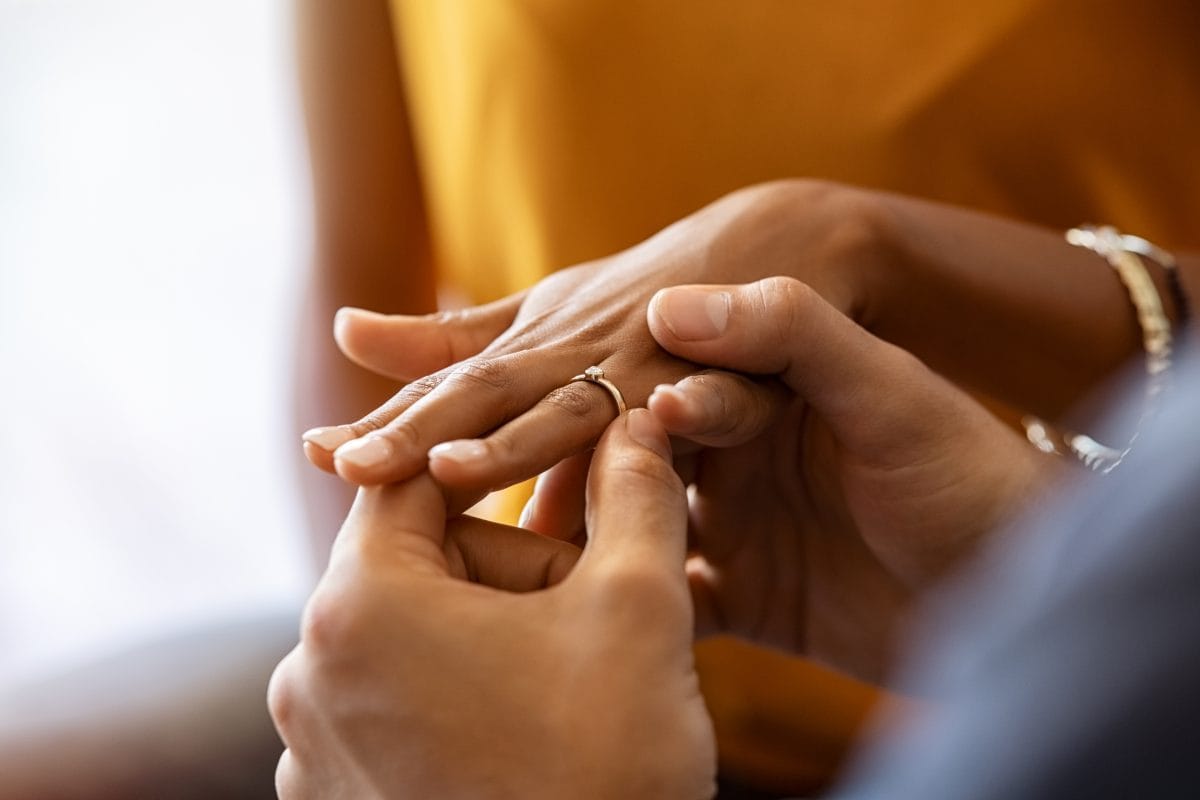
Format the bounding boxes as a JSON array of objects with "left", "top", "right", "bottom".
[
  {"left": 654, "top": 278, "right": 1057, "bottom": 681},
  {"left": 270, "top": 410, "right": 717, "bottom": 800},
  {"left": 529, "top": 278, "right": 1057, "bottom": 683}
]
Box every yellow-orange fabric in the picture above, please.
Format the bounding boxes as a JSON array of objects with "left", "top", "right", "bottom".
[
  {"left": 391, "top": 0, "right": 1200, "bottom": 306},
  {"left": 385, "top": 1, "right": 1200, "bottom": 792}
]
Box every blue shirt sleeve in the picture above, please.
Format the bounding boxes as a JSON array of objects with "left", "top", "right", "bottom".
[{"left": 832, "top": 351, "right": 1200, "bottom": 800}]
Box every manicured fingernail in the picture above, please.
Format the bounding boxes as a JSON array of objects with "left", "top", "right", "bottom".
[
  {"left": 302, "top": 426, "right": 355, "bottom": 451},
  {"left": 332, "top": 307, "right": 373, "bottom": 347},
  {"left": 334, "top": 435, "right": 393, "bottom": 469},
  {"left": 428, "top": 440, "right": 488, "bottom": 465},
  {"left": 654, "top": 288, "right": 729, "bottom": 341},
  {"left": 625, "top": 408, "right": 671, "bottom": 459},
  {"left": 333, "top": 308, "right": 352, "bottom": 341}
]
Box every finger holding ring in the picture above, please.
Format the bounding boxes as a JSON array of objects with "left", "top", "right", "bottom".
[{"left": 569, "top": 366, "right": 628, "bottom": 415}]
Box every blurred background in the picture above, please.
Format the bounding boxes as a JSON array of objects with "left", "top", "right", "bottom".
[{"left": 0, "top": 0, "right": 311, "bottom": 688}]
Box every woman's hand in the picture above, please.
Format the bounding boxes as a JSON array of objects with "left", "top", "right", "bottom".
[
  {"left": 270, "top": 411, "right": 716, "bottom": 800},
  {"left": 302, "top": 178, "right": 1147, "bottom": 501},
  {"left": 530, "top": 278, "right": 1058, "bottom": 683},
  {"left": 301, "top": 180, "right": 883, "bottom": 495}
]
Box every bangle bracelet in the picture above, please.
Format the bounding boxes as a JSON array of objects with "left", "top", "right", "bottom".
[
  {"left": 1022, "top": 225, "right": 1175, "bottom": 473},
  {"left": 1117, "top": 230, "right": 1191, "bottom": 328}
]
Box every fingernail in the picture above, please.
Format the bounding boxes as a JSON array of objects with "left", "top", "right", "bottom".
[
  {"left": 654, "top": 381, "right": 704, "bottom": 419},
  {"left": 518, "top": 494, "right": 537, "bottom": 528},
  {"left": 428, "top": 440, "right": 489, "bottom": 465},
  {"left": 302, "top": 426, "right": 355, "bottom": 451},
  {"left": 334, "top": 435, "right": 393, "bottom": 469},
  {"left": 655, "top": 288, "right": 729, "bottom": 341},
  {"left": 650, "top": 383, "right": 687, "bottom": 403},
  {"left": 333, "top": 307, "right": 371, "bottom": 345},
  {"left": 625, "top": 408, "right": 671, "bottom": 460},
  {"left": 333, "top": 308, "right": 352, "bottom": 341},
  {"left": 648, "top": 383, "right": 689, "bottom": 414}
]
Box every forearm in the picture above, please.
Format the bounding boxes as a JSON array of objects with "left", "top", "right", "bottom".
[{"left": 866, "top": 192, "right": 1195, "bottom": 417}]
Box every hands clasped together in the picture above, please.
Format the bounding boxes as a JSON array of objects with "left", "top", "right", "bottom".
[{"left": 272, "top": 182, "right": 1055, "bottom": 799}]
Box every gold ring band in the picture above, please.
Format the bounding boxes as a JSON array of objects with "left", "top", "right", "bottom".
[{"left": 569, "top": 366, "right": 628, "bottom": 415}]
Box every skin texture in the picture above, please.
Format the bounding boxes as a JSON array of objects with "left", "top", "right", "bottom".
[
  {"left": 271, "top": 281, "right": 1055, "bottom": 797},
  {"left": 533, "top": 278, "right": 1056, "bottom": 683},
  {"left": 301, "top": 179, "right": 1198, "bottom": 501},
  {"left": 301, "top": 181, "right": 878, "bottom": 493},
  {"left": 297, "top": 179, "right": 1199, "bottom": 790},
  {"left": 271, "top": 412, "right": 717, "bottom": 800}
]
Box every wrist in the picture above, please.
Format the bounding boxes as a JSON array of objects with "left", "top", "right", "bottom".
[
  {"left": 828, "top": 184, "right": 908, "bottom": 328},
  {"left": 854, "top": 195, "right": 1150, "bottom": 416},
  {"left": 745, "top": 179, "right": 900, "bottom": 322}
]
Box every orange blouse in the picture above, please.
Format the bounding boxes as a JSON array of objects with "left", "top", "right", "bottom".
[{"left": 390, "top": 0, "right": 1200, "bottom": 306}]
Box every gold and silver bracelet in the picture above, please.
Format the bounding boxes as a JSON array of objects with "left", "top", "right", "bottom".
[{"left": 1022, "top": 225, "right": 1177, "bottom": 474}]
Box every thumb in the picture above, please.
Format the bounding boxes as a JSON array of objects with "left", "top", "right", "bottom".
[
  {"left": 334, "top": 292, "right": 524, "bottom": 381},
  {"left": 578, "top": 410, "right": 689, "bottom": 588},
  {"left": 647, "top": 278, "right": 948, "bottom": 453}
]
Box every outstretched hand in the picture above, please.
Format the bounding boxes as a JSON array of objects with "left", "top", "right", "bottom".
[
  {"left": 300, "top": 181, "right": 878, "bottom": 499},
  {"left": 271, "top": 411, "right": 716, "bottom": 800}
]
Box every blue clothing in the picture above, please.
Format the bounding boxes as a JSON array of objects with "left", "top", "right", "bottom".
[{"left": 836, "top": 350, "right": 1200, "bottom": 798}]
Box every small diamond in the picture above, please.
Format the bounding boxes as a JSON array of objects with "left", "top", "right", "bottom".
[{"left": 584, "top": 366, "right": 604, "bottom": 380}]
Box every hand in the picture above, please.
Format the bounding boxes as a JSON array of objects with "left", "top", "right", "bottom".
[
  {"left": 300, "top": 180, "right": 881, "bottom": 496},
  {"left": 302, "top": 182, "right": 1156, "bottom": 503},
  {"left": 654, "top": 278, "right": 1058, "bottom": 681},
  {"left": 530, "top": 278, "right": 1056, "bottom": 683},
  {"left": 269, "top": 410, "right": 717, "bottom": 800}
]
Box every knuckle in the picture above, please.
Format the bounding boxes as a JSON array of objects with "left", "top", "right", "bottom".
[
  {"left": 351, "top": 373, "right": 446, "bottom": 436},
  {"left": 687, "top": 373, "right": 740, "bottom": 433},
  {"left": 759, "top": 275, "right": 814, "bottom": 312},
  {"left": 756, "top": 276, "right": 813, "bottom": 342},
  {"left": 389, "top": 374, "right": 446, "bottom": 413},
  {"left": 447, "top": 357, "right": 514, "bottom": 393},
  {"left": 275, "top": 750, "right": 303, "bottom": 799},
  {"left": 596, "top": 564, "right": 687, "bottom": 617},
  {"left": 433, "top": 309, "right": 485, "bottom": 353},
  {"left": 379, "top": 416, "right": 423, "bottom": 450},
  {"left": 568, "top": 316, "right": 619, "bottom": 348},
  {"left": 781, "top": 176, "right": 840, "bottom": 205},
  {"left": 543, "top": 382, "right": 604, "bottom": 422},
  {"left": 430, "top": 308, "right": 467, "bottom": 327},
  {"left": 299, "top": 589, "right": 367, "bottom": 660},
  {"left": 398, "top": 371, "right": 447, "bottom": 404},
  {"left": 604, "top": 451, "right": 685, "bottom": 497},
  {"left": 357, "top": 414, "right": 425, "bottom": 452},
  {"left": 266, "top": 658, "right": 298, "bottom": 733}
]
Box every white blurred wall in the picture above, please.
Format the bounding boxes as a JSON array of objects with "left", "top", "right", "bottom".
[{"left": 0, "top": 0, "right": 312, "bottom": 684}]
